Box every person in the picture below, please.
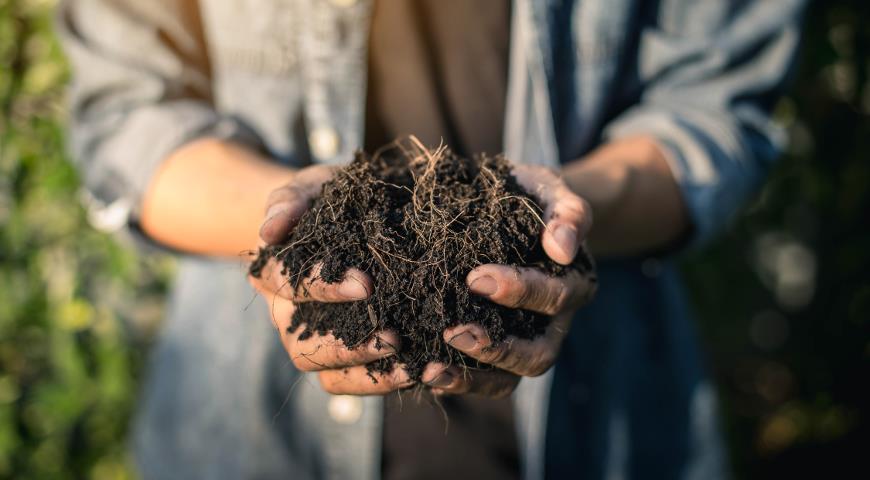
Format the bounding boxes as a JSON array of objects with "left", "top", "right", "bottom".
[{"left": 58, "top": 0, "right": 806, "bottom": 478}]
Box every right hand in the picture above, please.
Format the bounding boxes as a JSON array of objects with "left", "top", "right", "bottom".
[{"left": 249, "top": 165, "right": 414, "bottom": 394}]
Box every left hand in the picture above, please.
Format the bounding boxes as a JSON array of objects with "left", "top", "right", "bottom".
[
  {"left": 250, "top": 165, "right": 415, "bottom": 395},
  {"left": 421, "top": 164, "right": 597, "bottom": 397}
]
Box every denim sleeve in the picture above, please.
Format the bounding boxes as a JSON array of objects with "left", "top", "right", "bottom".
[
  {"left": 57, "top": 0, "right": 265, "bottom": 234},
  {"left": 604, "top": 0, "right": 806, "bottom": 248}
]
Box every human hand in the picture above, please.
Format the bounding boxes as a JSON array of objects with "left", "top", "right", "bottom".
[
  {"left": 426, "top": 164, "right": 597, "bottom": 397},
  {"left": 249, "top": 165, "right": 414, "bottom": 394}
]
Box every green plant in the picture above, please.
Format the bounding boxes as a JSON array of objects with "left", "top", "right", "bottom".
[{"left": 1, "top": 1, "right": 170, "bottom": 478}]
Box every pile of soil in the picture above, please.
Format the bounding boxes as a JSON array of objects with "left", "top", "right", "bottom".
[{"left": 250, "top": 138, "right": 594, "bottom": 381}]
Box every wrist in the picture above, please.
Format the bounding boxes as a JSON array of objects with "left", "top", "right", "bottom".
[
  {"left": 562, "top": 152, "right": 631, "bottom": 225},
  {"left": 560, "top": 136, "right": 687, "bottom": 256},
  {"left": 141, "top": 138, "right": 298, "bottom": 256}
]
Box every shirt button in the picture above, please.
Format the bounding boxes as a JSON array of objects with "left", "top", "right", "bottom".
[
  {"left": 330, "top": 0, "right": 357, "bottom": 7},
  {"left": 328, "top": 395, "right": 363, "bottom": 424},
  {"left": 309, "top": 127, "right": 340, "bottom": 160},
  {"left": 85, "top": 197, "right": 131, "bottom": 233}
]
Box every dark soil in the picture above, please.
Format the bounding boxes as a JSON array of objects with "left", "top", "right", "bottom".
[{"left": 250, "top": 138, "right": 595, "bottom": 381}]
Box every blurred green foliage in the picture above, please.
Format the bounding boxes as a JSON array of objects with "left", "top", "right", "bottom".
[
  {"left": 684, "top": 0, "right": 870, "bottom": 477},
  {"left": 1, "top": 0, "right": 171, "bottom": 478},
  {"left": 0, "top": 0, "right": 867, "bottom": 478}
]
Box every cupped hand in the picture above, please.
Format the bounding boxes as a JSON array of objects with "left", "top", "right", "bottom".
[
  {"left": 431, "top": 164, "right": 597, "bottom": 396},
  {"left": 249, "top": 165, "right": 414, "bottom": 395}
]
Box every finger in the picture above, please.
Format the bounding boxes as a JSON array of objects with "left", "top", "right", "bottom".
[
  {"left": 421, "top": 363, "right": 519, "bottom": 398},
  {"left": 287, "top": 329, "right": 400, "bottom": 372},
  {"left": 443, "top": 316, "right": 571, "bottom": 377},
  {"left": 467, "top": 264, "right": 595, "bottom": 315},
  {"left": 513, "top": 165, "right": 593, "bottom": 265},
  {"left": 540, "top": 191, "right": 592, "bottom": 266},
  {"left": 259, "top": 194, "right": 310, "bottom": 245},
  {"left": 292, "top": 264, "right": 373, "bottom": 303},
  {"left": 259, "top": 166, "right": 334, "bottom": 244},
  {"left": 318, "top": 364, "right": 414, "bottom": 395},
  {"left": 249, "top": 258, "right": 297, "bottom": 299},
  {"left": 250, "top": 270, "right": 393, "bottom": 371},
  {"left": 252, "top": 260, "right": 372, "bottom": 303}
]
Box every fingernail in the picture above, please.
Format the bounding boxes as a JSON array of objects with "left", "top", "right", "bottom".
[
  {"left": 469, "top": 275, "right": 498, "bottom": 296},
  {"left": 338, "top": 276, "right": 369, "bottom": 300},
  {"left": 553, "top": 224, "right": 578, "bottom": 260},
  {"left": 427, "top": 372, "right": 454, "bottom": 388},
  {"left": 448, "top": 332, "right": 478, "bottom": 351}
]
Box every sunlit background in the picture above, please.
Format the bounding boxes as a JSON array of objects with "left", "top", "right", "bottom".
[{"left": 1, "top": 0, "right": 868, "bottom": 478}]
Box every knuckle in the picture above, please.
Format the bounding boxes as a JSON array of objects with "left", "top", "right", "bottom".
[
  {"left": 526, "top": 351, "right": 556, "bottom": 377},
  {"left": 500, "top": 344, "right": 539, "bottom": 377},
  {"left": 504, "top": 278, "right": 531, "bottom": 308},
  {"left": 556, "top": 194, "right": 591, "bottom": 228},
  {"left": 317, "top": 372, "right": 338, "bottom": 393},
  {"left": 547, "top": 282, "right": 570, "bottom": 315},
  {"left": 509, "top": 350, "right": 535, "bottom": 375},
  {"left": 515, "top": 274, "right": 556, "bottom": 313},
  {"left": 560, "top": 192, "right": 587, "bottom": 214},
  {"left": 481, "top": 344, "right": 511, "bottom": 366},
  {"left": 290, "top": 354, "right": 314, "bottom": 371},
  {"left": 503, "top": 348, "right": 535, "bottom": 375},
  {"left": 337, "top": 345, "right": 363, "bottom": 366}
]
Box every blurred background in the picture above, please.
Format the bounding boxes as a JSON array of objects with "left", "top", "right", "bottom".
[{"left": 0, "top": 0, "right": 868, "bottom": 478}]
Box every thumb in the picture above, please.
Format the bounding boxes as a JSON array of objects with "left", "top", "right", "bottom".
[{"left": 259, "top": 200, "right": 308, "bottom": 244}]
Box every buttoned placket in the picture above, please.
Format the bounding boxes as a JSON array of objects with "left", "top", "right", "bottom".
[{"left": 293, "top": 1, "right": 559, "bottom": 478}]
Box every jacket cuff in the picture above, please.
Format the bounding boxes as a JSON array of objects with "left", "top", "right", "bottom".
[
  {"left": 77, "top": 100, "right": 265, "bottom": 235},
  {"left": 604, "top": 107, "right": 779, "bottom": 250}
]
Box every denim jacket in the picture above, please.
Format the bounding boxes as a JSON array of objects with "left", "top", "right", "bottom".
[{"left": 58, "top": 0, "right": 805, "bottom": 478}]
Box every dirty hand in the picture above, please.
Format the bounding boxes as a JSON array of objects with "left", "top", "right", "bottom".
[
  {"left": 428, "top": 164, "right": 597, "bottom": 397},
  {"left": 249, "top": 165, "right": 413, "bottom": 395}
]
